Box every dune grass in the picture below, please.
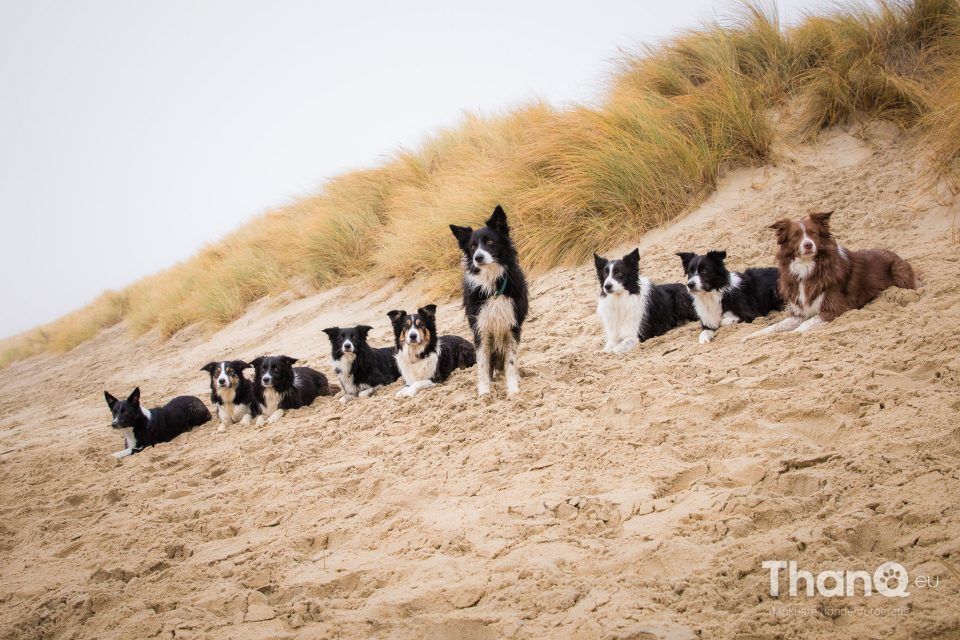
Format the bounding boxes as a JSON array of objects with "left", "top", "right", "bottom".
[{"left": 2, "top": 0, "right": 959, "bottom": 368}]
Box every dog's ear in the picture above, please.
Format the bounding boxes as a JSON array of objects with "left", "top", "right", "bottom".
[
  {"left": 127, "top": 387, "right": 140, "bottom": 405},
  {"left": 676, "top": 252, "right": 695, "bottom": 271},
  {"left": 593, "top": 253, "right": 607, "bottom": 272},
  {"left": 104, "top": 391, "right": 117, "bottom": 411},
  {"left": 449, "top": 225, "right": 473, "bottom": 250},
  {"left": 387, "top": 310, "right": 405, "bottom": 324},
  {"left": 280, "top": 356, "right": 298, "bottom": 366},
  {"left": 485, "top": 205, "right": 509, "bottom": 234},
  {"left": 769, "top": 219, "right": 792, "bottom": 245},
  {"left": 201, "top": 362, "right": 217, "bottom": 373},
  {"left": 707, "top": 250, "right": 727, "bottom": 262},
  {"left": 321, "top": 327, "right": 339, "bottom": 342},
  {"left": 357, "top": 325, "right": 373, "bottom": 339},
  {"left": 418, "top": 304, "right": 437, "bottom": 318},
  {"left": 808, "top": 210, "right": 834, "bottom": 232},
  {"left": 235, "top": 360, "right": 252, "bottom": 371},
  {"left": 250, "top": 356, "right": 264, "bottom": 370},
  {"left": 623, "top": 248, "right": 640, "bottom": 267}
]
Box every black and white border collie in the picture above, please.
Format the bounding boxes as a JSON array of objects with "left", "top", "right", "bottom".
[
  {"left": 322, "top": 326, "right": 400, "bottom": 403},
  {"left": 387, "top": 305, "right": 477, "bottom": 398},
  {"left": 104, "top": 387, "right": 210, "bottom": 459},
  {"left": 594, "top": 248, "right": 698, "bottom": 352},
  {"left": 449, "top": 205, "right": 529, "bottom": 397},
  {"left": 677, "top": 250, "right": 783, "bottom": 343},
  {"left": 201, "top": 360, "right": 255, "bottom": 431},
  {"left": 249, "top": 356, "right": 334, "bottom": 424}
]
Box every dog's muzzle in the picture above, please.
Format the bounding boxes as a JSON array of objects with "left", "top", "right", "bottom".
[
  {"left": 218, "top": 377, "right": 230, "bottom": 388},
  {"left": 342, "top": 341, "right": 354, "bottom": 353},
  {"left": 801, "top": 241, "right": 816, "bottom": 256},
  {"left": 261, "top": 375, "right": 272, "bottom": 386},
  {"left": 407, "top": 331, "right": 420, "bottom": 343}
]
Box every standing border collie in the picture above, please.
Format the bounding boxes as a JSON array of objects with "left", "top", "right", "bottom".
[
  {"left": 449, "top": 205, "right": 529, "bottom": 397},
  {"left": 387, "top": 305, "right": 477, "bottom": 398},
  {"left": 677, "top": 250, "right": 783, "bottom": 343},
  {"left": 201, "top": 360, "right": 255, "bottom": 431},
  {"left": 594, "top": 248, "right": 698, "bottom": 352},
  {"left": 250, "top": 356, "right": 334, "bottom": 424},
  {"left": 743, "top": 210, "right": 920, "bottom": 341},
  {"left": 322, "top": 326, "right": 400, "bottom": 402},
  {"left": 104, "top": 387, "right": 210, "bottom": 459}
]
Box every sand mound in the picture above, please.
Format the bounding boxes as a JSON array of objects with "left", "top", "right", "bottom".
[{"left": 1, "top": 124, "right": 959, "bottom": 639}]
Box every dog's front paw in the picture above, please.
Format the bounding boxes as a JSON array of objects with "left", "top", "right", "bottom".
[
  {"left": 112, "top": 449, "right": 132, "bottom": 460},
  {"left": 255, "top": 416, "right": 266, "bottom": 426},
  {"left": 217, "top": 422, "right": 227, "bottom": 433},
  {"left": 339, "top": 395, "right": 352, "bottom": 404},
  {"left": 698, "top": 330, "right": 714, "bottom": 344},
  {"left": 240, "top": 414, "right": 252, "bottom": 426},
  {"left": 397, "top": 386, "right": 416, "bottom": 399},
  {"left": 612, "top": 341, "right": 636, "bottom": 354},
  {"left": 267, "top": 413, "right": 282, "bottom": 424}
]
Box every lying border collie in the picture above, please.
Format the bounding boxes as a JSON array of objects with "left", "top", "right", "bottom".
[
  {"left": 387, "top": 305, "right": 476, "bottom": 398},
  {"left": 104, "top": 387, "right": 210, "bottom": 459},
  {"left": 201, "top": 360, "right": 255, "bottom": 431},
  {"left": 450, "top": 205, "right": 529, "bottom": 397},
  {"left": 594, "top": 248, "right": 698, "bottom": 352},
  {"left": 743, "top": 210, "right": 920, "bottom": 341},
  {"left": 677, "top": 250, "right": 783, "bottom": 343},
  {"left": 250, "top": 356, "right": 334, "bottom": 424},
  {"left": 323, "top": 326, "right": 400, "bottom": 402}
]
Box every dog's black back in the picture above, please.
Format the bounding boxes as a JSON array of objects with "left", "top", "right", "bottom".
[
  {"left": 201, "top": 360, "right": 255, "bottom": 413},
  {"left": 323, "top": 326, "right": 400, "bottom": 389},
  {"left": 449, "top": 205, "right": 529, "bottom": 371},
  {"left": 104, "top": 387, "right": 210, "bottom": 453},
  {"left": 250, "top": 355, "right": 332, "bottom": 411},
  {"left": 387, "top": 305, "right": 477, "bottom": 383},
  {"left": 730, "top": 267, "right": 784, "bottom": 321}
]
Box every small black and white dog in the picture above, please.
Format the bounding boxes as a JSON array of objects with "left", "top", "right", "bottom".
[
  {"left": 104, "top": 387, "right": 211, "bottom": 459},
  {"left": 594, "top": 248, "right": 698, "bottom": 352},
  {"left": 677, "top": 250, "right": 783, "bottom": 343},
  {"left": 322, "top": 326, "right": 400, "bottom": 402},
  {"left": 249, "top": 356, "right": 334, "bottom": 424},
  {"left": 449, "top": 205, "right": 529, "bottom": 397},
  {"left": 201, "top": 360, "right": 256, "bottom": 431},
  {"left": 387, "top": 305, "right": 477, "bottom": 398}
]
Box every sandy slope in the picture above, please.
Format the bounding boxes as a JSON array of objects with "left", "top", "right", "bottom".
[{"left": 1, "top": 124, "right": 959, "bottom": 640}]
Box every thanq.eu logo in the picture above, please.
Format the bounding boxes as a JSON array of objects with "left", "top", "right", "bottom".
[{"left": 761, "top": 560, "right": 930, "bottom": 598}]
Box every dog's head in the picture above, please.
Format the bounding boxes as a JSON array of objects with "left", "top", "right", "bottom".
[
  {"left": 769, "top": 210, "right": 835, "bottom": 262},
  {"left": 387, "top": 305, "right": 437, "bottom": 355},
  {"left": 449, "top": 205, "right": 517, "bottom": 284},
  {"left": 677, "top": 250, "right": 730, "bottom": 293},
  {"left": 593, "top": 248, "right": 641, "bottom": 295},
  {"left": 322, "top": 326, "right": 372, "bottom": 360},
  {"left": 104, "top": 387, "right": 143, "bottom": 429},
  {"left": 201, "top": 360, "right": 251, "bottom": 391},
  {"left": 249, "top": 356, "right": 297, "bottom": 389}
]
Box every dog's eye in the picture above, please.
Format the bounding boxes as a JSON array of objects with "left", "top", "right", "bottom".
[
  {"left": 485, "top": 238, "right": 493, "bottom": 246},
  {"left": 698, "top": 266, "right": 706, "bottom": 273}
]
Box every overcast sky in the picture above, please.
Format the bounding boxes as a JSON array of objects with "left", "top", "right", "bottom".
[{"left": 0, "top": 0, "right": 826, "bottom": 339}]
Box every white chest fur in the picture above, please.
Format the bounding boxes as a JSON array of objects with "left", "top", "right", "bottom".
[
  {"left": 597, "top": 277, "right": 650, "bottom": 342},
  {"left": 396, "top": 345, "right": 440, "bottom": 385},
  {"left": 218, "top": 385, "right": 250, "bottom": 421},
  {"left": 476, "top": 296, "right": 516, "bottom": 346},
  {"left": 261, "top": 387, "right": 282, "bottom": 415},
  {"left": 120, "top": 427, "right": 137, "bottom": 450},
  {"left": 332, "top": 354, "right": 358, "bottom": 396},
  {"left": 789, "top": 261, "right": 823, "bottom": 319},
  {"left": 693, "top": 273, "right": 741, "bottom": 329}
]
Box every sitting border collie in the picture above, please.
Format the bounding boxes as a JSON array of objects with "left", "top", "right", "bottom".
[
  {"left": 678, "top": 250, "right": 783, "bottom": 343},
  {"left": 449, "top": 205, "right": 529, "bottom": 397},
  {"left": 387, "top": 305, "right": 477, "bottom": 398},
  {"left": 594, "top": 248, "right": 698, "bottom": 353},
  {"left": 322, "top": 326, "right": 400, "bottom": 402},
  {"left": 250, "top": 356, "right": 334, "bottom": 424},
  {"left": 743, "top": 210, "right": 920, "bottom": 341},
  {"left": 104, "top": 387, "right": 210, "bottom": 459},
  {"left": 201, "top": 360, "right": 255, "bottom": 431}
]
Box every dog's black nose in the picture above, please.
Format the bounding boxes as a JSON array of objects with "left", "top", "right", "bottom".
[
  {"left": 687, "top": 282, "right": 696, "bottom": 290},
  {"left": 603, "top": 283, "right": 613, "bottom": 292}
]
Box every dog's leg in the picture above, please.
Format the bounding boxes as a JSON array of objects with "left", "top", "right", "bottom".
[
  {"left": 397, "top": 380, "right": 434, "bottom": 398},
  {"left": 112, "top": 448, "right": 134, "bottom": 459},
  {"left": 265, "top": 409, "right": 284, "bottom": 424},
  {"left": 793, "top": 315, "right": 827, "bottom": 333},
  {"left": 477, "top": 339, "right": 492, "bottom": 396},
  {"left": 358, "top": 385, "right": 380, "bottom": 398},
  {"left": 699, "top": 328, "right": 715, "bottom": 344},
  {"left": 612, "top": 337, "right": 638, "bottom": 354},
  {"left": 240, "top": 413, "right": 252, "bottom": 426},
  {"left": 741, "top": 316, "right": 803, "bottom": 342},
  {"left": 505, "top": 338, "right": 520, "bottom": 396},
  {"left": 720, "top": 312, "right": 741, "bottom": 326}
]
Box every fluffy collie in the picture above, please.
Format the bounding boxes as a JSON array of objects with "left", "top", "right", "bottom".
[
  {"left": 594, "top": 248, "right": 697, "bottom": 353},
  {"left": 250, "top": 355, "right": 334, "bottom": 424},
  {"left": 387, "top": 305, "right": 476, "bottom": 398},
  {"left": 104, "top": 387, "right": 210, "bottom": 459},
  {"left": 677, "top": 250, "right": 783, "bottom": 343},
  {"left": 743, "top": 210, "right": 920, "bottom": 340},
  {"left": 201, "top": 360, "right": 255, "bottom": 431},
  {"left": 323, "top": 326, "right": 400, "bottom": 402},
  {"left": 450, "top": 205, "right": 529, "bottom": 397}
]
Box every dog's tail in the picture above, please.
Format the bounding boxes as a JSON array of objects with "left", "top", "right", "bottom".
[{"left": 312, "top": 371, "right": 339, "bottom": 396}]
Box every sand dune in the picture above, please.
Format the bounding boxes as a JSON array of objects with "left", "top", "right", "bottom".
[{"left": 1, "top": 123, "right": 959, "bottom": 639}]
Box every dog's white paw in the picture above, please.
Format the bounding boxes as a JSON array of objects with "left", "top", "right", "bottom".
[
  {"left": 217, "top": 423, "right": 226, "bottom": 433},
  {"left": 698, "top": 330, "right": 714, "bottom": 344},
  {"left": 397, "top": 386, "right": 416, "bottom": 399},
  {"left": 112, "top": 449, "right": 132, "bottom": 460},
  {"left": 240, "top": 415, "right": 252, "bottom": 426},
  {"left": 255, "top": 416, "right": 265, "bottom": 426},
  {"left": 339, "top": 395, "right": 351, "bottom": 404}
]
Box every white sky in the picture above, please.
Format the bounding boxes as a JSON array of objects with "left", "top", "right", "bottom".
[{"left": 0, "top": 0, "right": 827, "bottom": 339}]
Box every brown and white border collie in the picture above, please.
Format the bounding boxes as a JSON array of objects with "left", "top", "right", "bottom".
[{"left": 743, "top": 210, "right": 920, "bottom": 341}]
